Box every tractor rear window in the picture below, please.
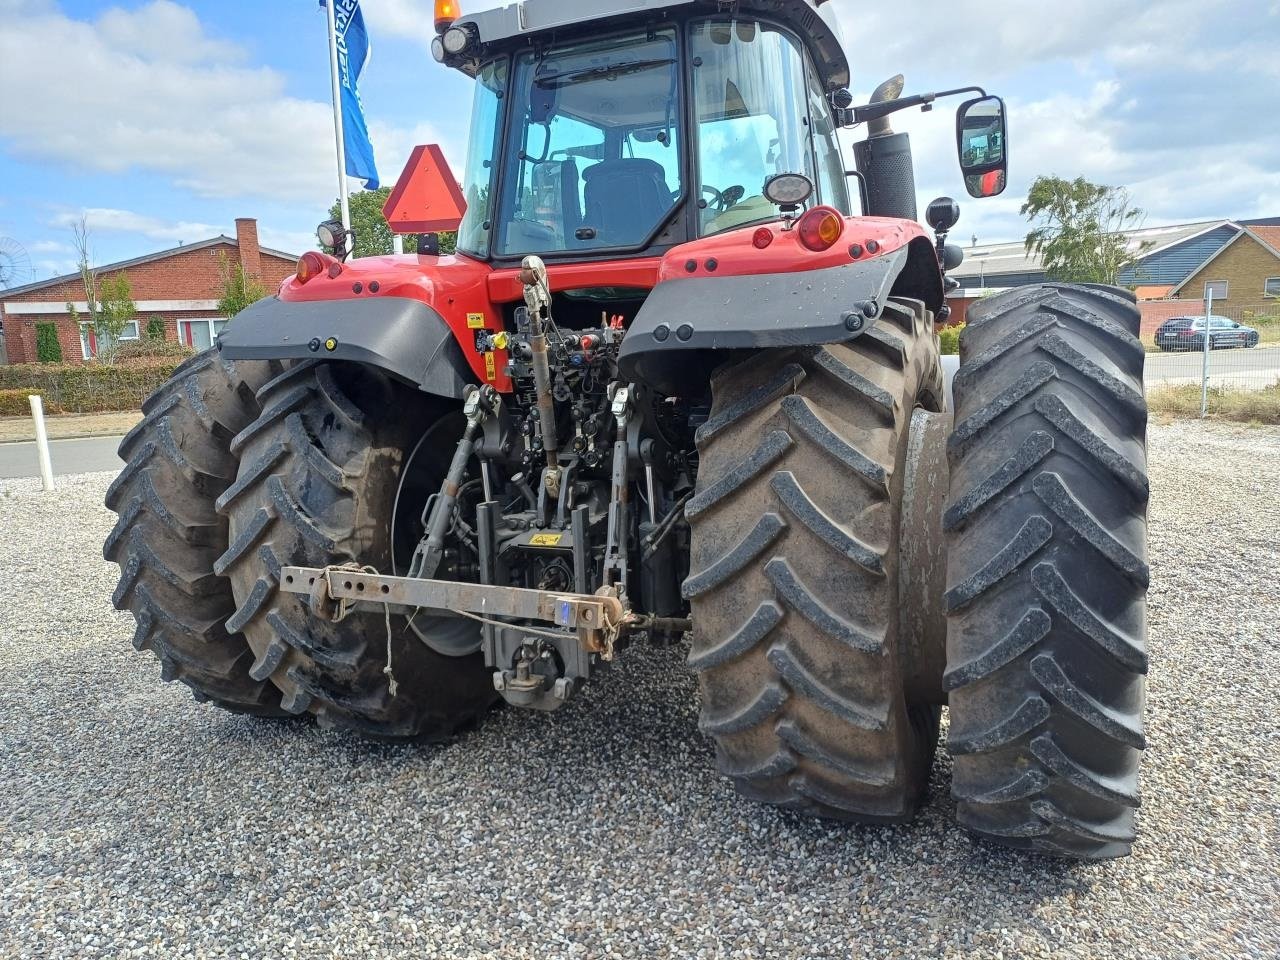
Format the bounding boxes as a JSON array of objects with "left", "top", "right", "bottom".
[
  {"left": 690, "top": 19, "right": 820, "bottom": 236},
  {"left": 494, "top": 29, "right": 683, "bottom": 258}
]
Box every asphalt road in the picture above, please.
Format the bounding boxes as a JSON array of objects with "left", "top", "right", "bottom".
[
  {"left": 0, "top": 346, "right": 1273, "bottom": 482},
  {"left": 0, "top": 435, "right": 123, "bottom": 480},
  {"left": 1145, "top": 344, "right": 1280, "bottom": 386}
]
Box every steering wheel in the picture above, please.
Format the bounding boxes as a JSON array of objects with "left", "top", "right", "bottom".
[{"left": 701, "top": 184, "right": 746, "bottom": 213}]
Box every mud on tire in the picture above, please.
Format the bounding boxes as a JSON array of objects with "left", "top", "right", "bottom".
[
  {"left": 944, "top": 283, "right": 1149, "bottom": 859},
  {"left": 105, "top": 350, "right": 285, "bottom": 715},
  {"left": 685, "top": 298, "right": 945, "bottom": 821},
  {"left": 215, "top": 361, "right": 497, "bottom": 739}
]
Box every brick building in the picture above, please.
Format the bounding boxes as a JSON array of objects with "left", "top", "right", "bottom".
[
  {"left": 1168, "top": 225, "right": 1280, "bottom": 306},
  {"left": 0, "top": 219, "right": 297, "bottom": 364}
]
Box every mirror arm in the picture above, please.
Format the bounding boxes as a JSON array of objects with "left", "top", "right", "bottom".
[{"left": 851, "top": 86, "right": 987, "bottom": 126}]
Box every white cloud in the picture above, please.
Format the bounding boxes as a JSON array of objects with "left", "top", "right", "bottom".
[
  {"left": 0, "top": 1, "right": 461, "bottom": 209},
  {"left": 833, "top": 0, "right": 1280, "bottom": 240},
  {"left": 49, "top": 208, "right": 221, "bottom": 244}
]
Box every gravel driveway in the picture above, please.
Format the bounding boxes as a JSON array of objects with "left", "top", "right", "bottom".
[{"left": 2, "top": 421, "right": 1277, "bottom": 959}]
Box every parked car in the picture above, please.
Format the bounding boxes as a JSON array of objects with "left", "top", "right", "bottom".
[{"left": 1155, "top": 315, "right": 1260, "bottom": 351}]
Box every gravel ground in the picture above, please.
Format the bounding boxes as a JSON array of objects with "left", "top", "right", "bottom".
[{"left": 1, "top": 421, "right": 1277, "bottom": 959}]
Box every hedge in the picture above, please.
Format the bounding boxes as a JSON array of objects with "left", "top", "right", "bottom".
[
  {"left": 0, "top": 389, "right": 61, "bottom": 416},
  {"left": 0, "top": 358, "right": 182, "bottom": 414},
  {"left": 939, "top": 323, "right": 964, "bottom": 356}
]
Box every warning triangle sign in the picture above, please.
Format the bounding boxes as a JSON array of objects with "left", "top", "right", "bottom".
[{"left": 383, "top": 144, "right": 468, "bottom": 234}]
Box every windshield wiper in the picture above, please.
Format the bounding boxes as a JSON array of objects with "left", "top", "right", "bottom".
[{"left": 535, "top": 57, "right": 675, "bottom": 88}]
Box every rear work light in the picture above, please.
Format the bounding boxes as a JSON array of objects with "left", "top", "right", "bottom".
[{"left": 796, "top": 206, "right": 845, "bottom": 252}]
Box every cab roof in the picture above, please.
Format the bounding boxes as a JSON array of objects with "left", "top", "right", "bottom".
[{"left": 456, "top": 0, "right": 850, "bottom": 89}]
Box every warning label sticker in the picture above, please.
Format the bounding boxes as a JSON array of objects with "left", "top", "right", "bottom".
[
  {"left": 467, "top": 312, "right": 487, "bottom": 329},
  {"left": 529, "top": 533, "right": 564, "bottom": 547}
]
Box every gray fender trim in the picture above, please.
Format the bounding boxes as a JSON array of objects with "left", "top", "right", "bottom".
[
  {"left": 218, "top": 295, "right": 474, "bottom": 399},
  {"left": 618, "top": 248, "right": 908, "bottom": 393}
]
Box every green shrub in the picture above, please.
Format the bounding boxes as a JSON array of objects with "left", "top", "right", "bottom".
[
  {"left": 35, "top": 323, "right": 63, "bottom": 363},
  {"left": 0, "top": 358, "right": 182, "bottom": 414},
  {"left": 145, "top": 317, "right": 167, "bottom": 341},
  {"left": 939, "top": 323, "right": 964, "bottom": 356},
  {"left": 0, "top": 389, "right": 61, "bottom": 416}
]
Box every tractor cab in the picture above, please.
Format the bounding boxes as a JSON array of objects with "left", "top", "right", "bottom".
[{"left": 436, "top": 0, "right": 857, "bottom": 265}]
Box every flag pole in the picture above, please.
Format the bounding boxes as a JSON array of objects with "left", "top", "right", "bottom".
[{"left": 325, "top": 0, "right": 352, "bottom": 233}]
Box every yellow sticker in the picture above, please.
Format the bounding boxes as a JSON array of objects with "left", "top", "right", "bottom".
[
  {"left": 467, "top": 312, "right": 487, "bottom": 329},
  {"left": 530, "top": 533, "right": 564, "bottom": 547},
  {"left": 484, "top": 352, "right": 497, "bottom": 381}
]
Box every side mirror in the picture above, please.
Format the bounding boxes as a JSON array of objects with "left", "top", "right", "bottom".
[{"left": 957, "top": 95, "right": 1008, "bottom": 198}]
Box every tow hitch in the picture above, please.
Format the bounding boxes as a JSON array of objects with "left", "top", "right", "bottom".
[{"left": 281, "top": 566, "right": 689, "bottom": 710}]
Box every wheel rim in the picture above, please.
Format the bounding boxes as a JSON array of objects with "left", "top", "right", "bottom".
[{"left": 391, "top": 411, "right": 484, "bottom": 657}]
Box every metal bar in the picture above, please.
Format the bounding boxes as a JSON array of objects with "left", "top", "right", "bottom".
[
  {"left": 281, "top": 567, "right": 622, "bottom": 641},
  {"left": 571, "top": 504, "right": 590, "bottom": 595},
  {"left": 476, "top": 501, "right": 499, "bottom": 667},
  {"left": 323, "top": 0, "right": 351, "bottom": 233}
]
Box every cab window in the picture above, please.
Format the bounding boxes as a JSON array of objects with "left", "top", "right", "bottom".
[
  {"left": 495, "top": 28, "right": 683, "bottom": 257},
  {"left": 690, "top": 19, "right": 815, "bottom": 236},
  {"left": 804, "top": 55, "right": 852, "bottom": 215}
]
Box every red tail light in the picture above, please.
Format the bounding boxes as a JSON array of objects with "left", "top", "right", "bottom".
[
  {"left": 752, "top": 227, "right": 774, "bottom": 249},
  {"left": 796, "top": 206, "right": 845, "bottom": 252},
  {"left": 296, "top": 251, "right": 335, "bottom": 285}
]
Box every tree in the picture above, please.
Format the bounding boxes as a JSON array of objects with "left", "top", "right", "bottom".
[
  {"left": 1021, "top": 176, "right": 1154, "bottom": 286},
  {"left": 325, "top": 187, "right": 457, "bottom": 259},
  {"left": 97, "top": 274, "right": 137, "bottom": 356},
  {"left": 35, "top": 322, "right": 63, "bottom": 363},
  {"left": 216, "top": 251, "right": 267, "bottom": 317},
  {"left": 67, "top": 218, "right": 134, "bottom": 363}
]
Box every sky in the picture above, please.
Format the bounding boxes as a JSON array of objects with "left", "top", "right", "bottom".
[{"left": 0, "top": 0, "right": 1277, "bottom": 282}]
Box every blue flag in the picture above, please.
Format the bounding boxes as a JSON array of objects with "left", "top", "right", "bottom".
[{"left": 329, "top": 0, "right": 380, "bottom": 189}]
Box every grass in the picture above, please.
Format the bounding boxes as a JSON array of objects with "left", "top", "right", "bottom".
[{"left": 1147, "top": 382, "right": 1280, "bottom": 424}]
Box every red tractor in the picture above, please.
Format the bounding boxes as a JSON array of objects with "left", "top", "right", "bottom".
[{"left": 106, "top": 0, "right": 1149, "bottom": 859}]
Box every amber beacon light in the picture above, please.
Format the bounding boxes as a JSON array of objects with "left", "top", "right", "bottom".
[{"left": 435, "top": 0, "right": 460, "bottom": 34}]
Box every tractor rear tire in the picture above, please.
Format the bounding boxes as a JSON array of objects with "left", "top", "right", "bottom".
[
  {"left": 944, "top": 283, "right": 1149, "bottom": 859},
  {"left": 105, "top": 350, "right": 285, "bottom": 715},
  {"left": 215, "top": 361, "right": 498, "bottom": 739},
  {"left": 685, "top": 298, "right": 945, "bottom": 822}
]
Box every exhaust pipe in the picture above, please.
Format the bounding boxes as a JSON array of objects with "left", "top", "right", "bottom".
[{"left": 854, "top": 74, "right": 918, "bottom": 221}]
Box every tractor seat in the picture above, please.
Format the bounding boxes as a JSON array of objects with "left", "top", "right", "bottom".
[{"left": 581, "top": 159, "right": 672, "bottom": 245}]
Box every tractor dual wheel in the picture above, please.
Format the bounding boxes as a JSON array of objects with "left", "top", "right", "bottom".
[
  {"left": 944, "top": 283, "right": 1149, "bottom": 859},
  {"left": 685, "top": 297, "right": 946, "bottom": 822},
  {"left": 215, "top": 361, "right": 498, "bottom": 740},
  {"left": 105, "top": 350, "right": 286, "bottom": 715}
]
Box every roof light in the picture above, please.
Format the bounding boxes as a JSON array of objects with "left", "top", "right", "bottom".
[
  {"left": 796, "top": 207, "right": 845, "bottom": 252},
  {"left": 434, "top": 0, "right": 460, "bottom": 35},
  {"left": 443, "top": 23, "right": 475, "bottom": 55}
]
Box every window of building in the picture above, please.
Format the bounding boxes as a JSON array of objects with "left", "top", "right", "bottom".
[
  {"left": 1203, "top": 280, "right": 1228, "bottom": 301},
  {"left": 1265, "top": 277, "right": 1280, "bottom": 298},
  {"left": 80, "top": 320, "right": 140, "bottom": 359},
  {"left": 178, "top": 318, "right": 229, "bottom": 351}
]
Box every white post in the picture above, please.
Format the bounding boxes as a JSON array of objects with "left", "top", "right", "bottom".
[
  {"left": 1200, "top": 290, "right": 1213, "bottom": 418},
  {"left": 325, "top": 0, "right": 352, "bottom": 234},
  {"left": 28, "top": 395, "right": 55, "bottom": 492},
  {"left": 392, "top": 235, "right": 405, "bottom": 255}
]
